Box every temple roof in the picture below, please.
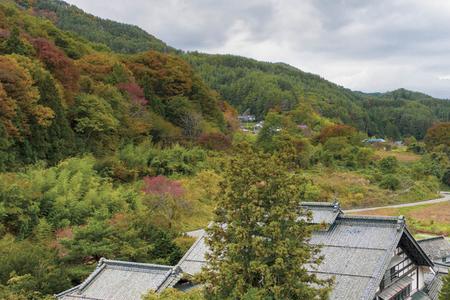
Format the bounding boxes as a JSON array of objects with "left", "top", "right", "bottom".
[
  {"left": 57, "top": 202, "right": 435, "bottom": 300},
  {"left": 419, "top": 236, "right": 450, "bottom": 264},
  {"left": 56, "top": 259, "right": 180, "bottom": 300},
  {"left": 176, "top": 204, "right": 433, "bottom": 300},
  {"left": 300, "top": 202, "right": 341, "bottom": 225}
]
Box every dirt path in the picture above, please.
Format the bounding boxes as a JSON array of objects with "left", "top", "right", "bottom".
[{"left": 344, "top": 192, "right": 450, "bottom": 213}]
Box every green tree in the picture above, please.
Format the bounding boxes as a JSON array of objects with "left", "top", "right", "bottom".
[
  {"left": 72, "top": 93, "right": 119, "bottom": 153},
  {"left": 0, "top": 235, "right": 71, "bottom": 295},
  {"left": 425, "top": 122, "right": 450, "bottom": 153},
  {"left": 440, "top": 273, "right": 450, "bottom": 300},
  {"left": 73, "top": 94, "right": 119, "bottom": 136},
  {"left": 27, "top": 70, "right": 75, "bottom": 164},
  {"left": 201, "top": 146, "right": 332, "bottom": 300},
  {"left": 379, "top": 175, "right": 401, "bottom": 191},
  {"left": 3, "top": 27, "right": 29, "bottom": 55},
  {"left": 61, "top": 212, "right": 182, "bottom": 265},
  {"left": 379, "top": 156, "right": 399, "bottom": 173},
  {"left": 256, "top": 112, "right": 284, "bottom": 152}
]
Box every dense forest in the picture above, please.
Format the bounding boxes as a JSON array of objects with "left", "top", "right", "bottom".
[
  {"left": 0, "top": 0, "right": 235, "bottom": 170},
  {"left": 25, "top": 0, "right": 175, "bottom": 53},
  {"left": 0, "top": 0, "right": 449, "bottom": 299},
  {"left": 185, "top": 53, "right": 450, "bottom": 139}
]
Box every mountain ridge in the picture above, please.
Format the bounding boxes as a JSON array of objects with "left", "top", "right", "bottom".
[
  {"left": 14, "top": 0, "right": 450, "bottom": 139},
  {"left": 32, "top": 0, "right": 176, "bottom": 53}
]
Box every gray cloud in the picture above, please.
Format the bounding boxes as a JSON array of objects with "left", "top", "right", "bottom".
[{"left": 66, "top": 0, "right": 450, "bottom": 98}]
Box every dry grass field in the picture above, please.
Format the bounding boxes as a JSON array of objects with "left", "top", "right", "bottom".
[{"left": 374, "top": 149, "right": 421, "bottom": 163}]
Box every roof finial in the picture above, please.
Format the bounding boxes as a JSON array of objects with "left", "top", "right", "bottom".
[
  {"left": 98, "top": 257, "right": 106, "bottom": 267},
  {"left": 396, "top": 215, "right": 405, "bottom": 231},
  {"left": 333, "top": 193, "right": 340, "bottom": 212}
]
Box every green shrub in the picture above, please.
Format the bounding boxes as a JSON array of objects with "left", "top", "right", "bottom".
[
  {"left": 379, "top": 175, "right": 400, "bottom": 190},
  {"left": 379, "top": 156, "right": 398, "bottom": 173}
]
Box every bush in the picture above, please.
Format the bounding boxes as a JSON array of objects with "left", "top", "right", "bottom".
[
  {"left": 443, "top": 170, "right": 450, "bottom": 186},
  {"left": 425, "top": 122, "right": 450, "bottom": 150},
  {"left": 198, "top": 132, "right": 231, "bottom": 151},
  {"left": 317, "top": 124, "right": 357, "bottom": 144},
  {"left": 379, "top": 175, "right": 400, "bottom": 191},
  {"left": 379, "top": 156, "right": 399, "bottom": 173},
  {"left": 408, "top": 141, "right": 426, "bottom": 154}
]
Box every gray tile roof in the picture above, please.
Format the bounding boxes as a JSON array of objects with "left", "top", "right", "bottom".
[
  {"left": 56, "top": 259, "right": 179, "bottom": 300},
  {"left": 418, "top": 236, "right": 450, "bottom": 263},
  {"left": 176, "top": 206, "right": 433, "bottom": 300},
  {"left": 300, "top": 202, "right": 341, "bottom": 225},
  {"left": 57, "top": 203, "right": 435, "bottom": 300},
  {"left": 425, "top": 272, "right": 446, "bottom": 300},
  {"left": 308, "top": 215, "right": 406, "bottom": 300},
  {"left": 177, "top": 232, "right": 209, "bottom": 276}
]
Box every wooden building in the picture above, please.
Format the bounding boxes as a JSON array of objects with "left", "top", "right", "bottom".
[{"left": 57, "top": 202, "right": 445, "bottom": 300}]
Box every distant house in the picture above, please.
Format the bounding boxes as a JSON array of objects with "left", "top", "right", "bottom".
[
  {"left": 364, "top": 138, "right": 387, "bottom": 144},
  {"left": 253, "top": 121, "right": 264, "bottom": 133},
  {"left": 57, "top": 203, "right": 444, "bottom": 300},
  {"left": 238, "top": 114, "right": 256, "bottom": 122}
]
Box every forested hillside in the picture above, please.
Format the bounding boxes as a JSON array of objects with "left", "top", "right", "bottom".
[
  {"left": 17, "top": 0, "right": 450, "bottom": 140},
  {"left": 27, "top": 0, "right": 175, "bottom": 53},
  {"left": 186, "top": 53, "right": 450, "bottom": 139},
  {"left": 0, "top": 0, "right": 233, "bottom": 170}
]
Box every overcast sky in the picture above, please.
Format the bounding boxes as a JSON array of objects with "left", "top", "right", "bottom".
[{"left": 65, "top": 0, "right": 450, "bottom": 98}]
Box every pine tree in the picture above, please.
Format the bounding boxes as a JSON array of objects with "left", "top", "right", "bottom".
[
  {"left": 201, "top": 145, "right": 332, "bottom": 300},
  {"left": 27, "top": 71, "right": 75, "bottom": 163}
]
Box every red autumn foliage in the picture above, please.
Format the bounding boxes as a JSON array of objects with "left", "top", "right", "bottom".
[
  {"left": 220, "top": 101, "right": 239, "bottom": 132},
  {"left": 31, "top": 38, "right": 79, "bottom": 94},
  {"left": 32, "top": 8, "right": 58, "bottom": 23},
  {"left": 126, "top": 51, "right": 193, "bottom": 97},
  {"left": 142, "top": 175, "right": 185, "bottom": 198},
  {"left": 117, "top": 82, "right": 148, "bottom": 106},
  {"left": 198, "top": 132, "right": 231, "bottom": 151},
  {"left": 0, "top": 28, "right": 9, "bottom": 39},
  {"left": 317, "top": 124, "right": 357, "bottom": 143}
]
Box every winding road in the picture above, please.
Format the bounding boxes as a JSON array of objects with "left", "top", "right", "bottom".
[{"left": 344, "top": 191, "right": 450, "bottom": 213}]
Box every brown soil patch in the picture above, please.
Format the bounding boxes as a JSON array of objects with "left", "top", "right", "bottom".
[{"left": 408, "top": 202, "right": 450, "bottom": 223}]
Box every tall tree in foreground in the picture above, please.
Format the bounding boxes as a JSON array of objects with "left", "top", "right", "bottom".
[{"left": 201, "top": 145, "right": 332, "bottom": 300}]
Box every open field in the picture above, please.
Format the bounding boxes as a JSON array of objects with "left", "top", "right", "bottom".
[
  {"left": 374, "top": 148, "right": 421, "bottom": 163},
  {"left": 307, "top": 168, "right": 440, "bottom": 209},
  {"left": 348, "top": 202, "right": 450, "bottom": 236}
]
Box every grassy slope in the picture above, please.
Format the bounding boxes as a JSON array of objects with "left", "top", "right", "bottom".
[{"left": 306, "top": 168, "right": 439, "bottom": 209}]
